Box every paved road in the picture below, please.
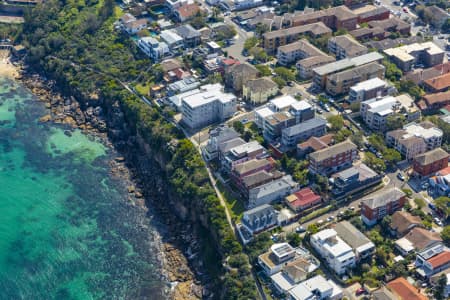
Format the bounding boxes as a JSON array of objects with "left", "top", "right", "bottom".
[{"left": 223, "top": 15, "right": 253, "bottom": 62}]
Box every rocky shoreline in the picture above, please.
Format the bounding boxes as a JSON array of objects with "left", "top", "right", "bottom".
[{"left": 12, "top": 66, "right": 207, "bottom": 299}]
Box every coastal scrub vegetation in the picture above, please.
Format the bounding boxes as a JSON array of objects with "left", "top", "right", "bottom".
[{"left": 21, "top": 0, "right": 257, "bottom": 297}]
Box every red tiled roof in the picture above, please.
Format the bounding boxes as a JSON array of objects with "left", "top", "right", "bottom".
[
  {"left": 437, "top": 166, "right": 450, "bottom": 176},
  {"left": 427, "top": 251, "right": 450, "bottom": 269},
  {"left": 424, "top": 73, "right": 450, "bottom": 91},
  {"left": 222, "top": 58, "right": 240, "bottom": 66},
  {"left": 423, "top": 90, "right": 450, "bottom": 106},
  {"left": 386, "top": 277, "right": 427, "bottom": 300},
  {"left": 176, "top": 3, "right": 200, "bottom": 19},
  {"left": 290, "top": 188, "right": 321, "bottom": 208}
]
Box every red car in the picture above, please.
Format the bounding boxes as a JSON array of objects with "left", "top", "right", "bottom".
[
  {"left": 356, "top": 287, "right": 366, "bottom": 296},
  {"left": 402, "top": 7, "right": 408, "bottom": 12}
]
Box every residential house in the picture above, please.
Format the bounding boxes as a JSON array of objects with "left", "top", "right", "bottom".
[
  {"left": 308, "top": 140, "right": 358, "bottom": 176},
  {"left": 277, "top": 39, "right": 327, "bottom": 66},
  {"left": 325, "top": 62, "right": 385, "bottom": 96},
  {"left": 219, "top": 0, "right": 264, "bottom": 11},
  {"left": 360, "top": 187, "right": 406, "bottom": 226},
  {"left": 312, "top": 52, "right": 383, "bottom": 88},
  {"left": 173, "top": 24, "right": 201, "bottom": 47},
  {"left": 334, "top": 221, "right": 375, "bottom": 260},
  {"left": 263, "top": 111, "right": 297, "bottom": 141},
  {"left": 383, "top": 42, "right": 445, "bottom": 72},
  {"left": 119, "top": 14, "right": 148, "bottom": 34},
  {"left": 331, "top": 163, "right": 382, "bottom": 198},
  {"left": 348, "top": 77, "right": 393, "bottom": 103},
  {"left": 423, "top": 5, "right": 449, "bottom": 29},
  {"left": 174, "top": 2, "right": 200, "bottom": 22},
  {"left": 389, "top": 211, "right": 424, "bottom": 238},
  {"left": 239, "top": 204, "right": 278, "bottom": 240},
  {"left": 367, "top": 17, "right": 411, "bottom": 35},
  {"left": 404, "top": 62, "right": 450, "bottom": 85},
  {"left": 284, "top": 5, "right": 358, "bottom": 31},
  {"left": 352, "top": 5, "right": 390, "bottom": 23},
  {"left": 225, "top": 63, "right": 259, "bottom": 93},
  {"left": 285, "top": 187, "right": 321, "bottom": 212},
  {"left": 423, "top": 72, "right": 450, "bottom": 93},
  {"left": 416, "top": 251, "right": 450, "bottom": 279},
  {"left": 222, "top": 140, "right": 267, "bottom": 172},
  {"left": 247, "top": 175, "right": 298, "bottom": 208},
  {"left": 137, "top": 37, "right": 170, "bottom": 61},
  {"left": 281, "top": 117, "right": 327, "bottom": 149},
  {"left": 242, "top": 77, "right": 279, "bottom": 105},
  {"left": 270, "top": 257, "right": 320, "bottom": 294},
  {"left": 258, "top": 243, "right": 297, "bottom": 275},
  {"left": 288, "top": 275, "right": 342, "bottom": 300},
  {"left": 231, "top": 158, "right": 275, "bottom": 189},
  {"left": 202, "top": 126, "right": 240, "bottom": 161},
  {"left": 413, "top": 148, "right": 449, "bottom": 177},
  {"left": 386, "top": 122, "right": 443, "bottom": 160},
  {"left": 395, "top": 227, "right": 443, "bottom": 255},
  {"left": 310, "top": 229, "right": 356, "bottom": 275},
  {"left": 167, "top": 76, "right": 200, "bottom": 96},
  {"left": 386, "top": 277, "right": 428, "bottom": 300},
  {"left": 297, "top": 134, "right": 334, "bottom": 158},
  {"left": 360, "top": 94, "right": 420, "bottom": 132},
  {"left": 429, "top": 166, "right": 450, "bottom": 197},
  {"left": 241, "top": 170, "right": 283, "bottom": 196},
  {"left": 181, "top": 83, "right": 236, "bottom": 129},
  {"left": 296, "top": 55, "right": 336, "bottom": 80},
  {"left": 159, "top": 30, "right": 184, "bottom": 50},
  {"left": 430, "top": 271, "right": 450, "bottom": 298},
  {"left": 262, "top": 22, "right": 332, "bottom": 54},
  {"left": 418, "top": 90, "right": 450, "bottom": 111},
  {"left": 328, "top": 34, "right": 368, "bottom": 60}
]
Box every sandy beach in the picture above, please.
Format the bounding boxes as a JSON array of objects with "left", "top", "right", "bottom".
[{"left": 0, "top": 50, "right": 19, "bottom": 79}]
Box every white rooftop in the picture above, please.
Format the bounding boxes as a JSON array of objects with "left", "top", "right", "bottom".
[
  {"left": 270, "top": 95, "right": 297, "bottom": 111},
  {"left": 230, "top": 141, "right": 263, "bottom": 156},
  {"left": 290, "top": 100, "right": 312, "bottom": 111},
  {"left": 271, "top": 243, "right": 296, "bottom": 259},
  {"left": 289, "top": 283, "right": 314, "bottom": 300},
  {"left": 384, "top": 42, "right": 444, "bottom": 62},
  {"left": 160, "top": 30, "right": 183, "bottom": 45},
  {"left": 182, "top": 84, "right": 235, "bottom": 108},
  {"left": 403, "top": 123, "right": 443, "bottom": 140},
  {"left": 255, "top": 106, "right": 275, "bottom": 119},
  {"left": 351, "top": 77, "right": 387, "bottom": 92},
  {"left": 303, "top": 275, "right": 332, "bottom": 295},
  {"left": 395, "top": 237, "right": 414, "bottom": 253},
  {"left": 313, "top": 229, "right": 354, "bottom": 258},
  {"left": 270, "top": 272, "right": 295, "bottom": 292}
]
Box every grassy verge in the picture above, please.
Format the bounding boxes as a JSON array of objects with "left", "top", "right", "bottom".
[
  {"left": 216, "top": 181, "right": 245, "bottom": 221},
  {"left": 299, "top": 205, "right": 332, "bottom": 223}
]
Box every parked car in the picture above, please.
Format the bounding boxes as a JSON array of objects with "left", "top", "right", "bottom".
[
  {"left": 402, "top": 7, "right": 408, "bottom": 13},
  {"left": 317, "top": 219, "right": 324, "bottom": 225},
  {"left": 397, "top": 173, "right": 406, "bottom": 181},
  {"left": 421, "top": 182, "right": 429, "bottom": 190},
  {"left": 434, "top": 217, "right": 443, "bottom": 227},
  {"left": 296, "top": 226, "right": 306, "bottom": 233},
  {"left": 356, "top": 287, "right": 366, "bottom": 296},
  {"left": 327, "top": 216, "right": 334, "bottom": 222}
]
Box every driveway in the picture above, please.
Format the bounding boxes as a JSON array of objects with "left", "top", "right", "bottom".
[{"left": 223, "top": 16, "right": 253, "bottom": 62}]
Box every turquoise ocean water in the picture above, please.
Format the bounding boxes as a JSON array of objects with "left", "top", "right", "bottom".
[{"left": 0, "top": 77, "right": 166, "bottom": 299}]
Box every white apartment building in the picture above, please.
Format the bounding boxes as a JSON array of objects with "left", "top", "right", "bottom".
[
  {"left": 386, "top": 122, "right": 443, "bottom": 160},
  {"left": 310, "top": 229, "right": 356, "bottom": 275},
  {"left": 159, "top": 30, "right": 184, "bottom": 50},
  {"left": 360, "top": 94, "right": 420, "bottom": 131},
  {"left": 288, "top": 275, "right": 343, "bottom": 300},
  {"left": 254, "top": 95, "right": 299, "bottom": 129},
  {"left": 181, "top": 84, "right": 237, "bottom": 129},
  {"left": 137, "top": 37, "right": 170, "bottom": 61},
  {"left": 348, "top": 77, "right": 393, "bottom": 103}
]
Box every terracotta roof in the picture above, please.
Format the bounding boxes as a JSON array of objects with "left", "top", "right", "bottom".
[
  {"left": 404, "top": 227, "right": 442, "bottom": 251},
  {"left": 424, "top": 72, "right": 450, "bottom": 91},
  {"left": 386, "top": 277, "right": 427, "bottom": 300},
  {"left": 438, "top": 166, "right": 450, "bottom": 176},
  {"left": 423, "top": 90, "right": 450, "bottom": 107},
  {"left": 298, "top": 134, "right": 334, "bottom": 151},
  {"left": 161, "top": 59, "right": 183, "bottom": 72},
  {"left": 176, "top": 2, "right": 200, "bottom": 19},
  {"left": 390, "top": 211, "right": 422, "bottom": 236},
  {"left": 414, "top": 148, "right": 449, "bottom": 166},
  {"left": 427, "top": 251, "right": 450, "bottom": 269},
  {"left": 287, "top": 187, "right": 321, "bottom": 208}
]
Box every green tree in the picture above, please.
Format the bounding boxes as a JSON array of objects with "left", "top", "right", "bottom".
[
  {"left": 396, "top": 80, "right": 424, "bottom": 101},
  {"left": 273, "top": 76, "right": 286, "bottom": 88},
  {"left": 255, "top": 23, "right": 269, "bottom": 36},
  {"left": 386, "top": 113, "right": 406, "bottom": 131},
  {"left": 274, "top": 67, "right": 295, "bottom": 81},
  {"left": 364, "top": 152, "right": 386, "bottom": 173},
  {"left": 434, "top": 273, "right": 448, "bottom": 300},
  {"left": 307, "top": 224, "right": 319, "bottom": 234},
  {"left": 233, "top": 121, "right": 245, "bottom": 134},
  {"left": 249, "top": 47, "right": 268, "bottom": 62},
  {"left": 350, "top": 102, "right": 360, "bottom": 112},
  {"left": 335, "top": 128, "right": 352, "bottom": 142},
  {"left": 286, "top": 232, "right": 302, "bottom": 247},
  {"left": 255, "top": 64, "right": 271, "bottom": 76},
  {"left": 334, "top": 28, "right": 348, "bottom": 36},
  {"left": 368, "top": 134, "right": 387, "bottom": 153},
  {"left": 441, "top": 225, "right": 450, "bottom": 246},
  {"left": 435, "top": 197, "right": 450, "bottom": 219},
  {"left": 243, "top": 37, "right": 258, "bottom": 51},
  {"left": 383, "top": 148, "right": 401, "bottom": 166},
  {"left": 351, "top": 131, "right": 364, "bottom": 148},
  {"left": 383, "top": 59, "right": 402, "bottom": 82},
  {"left": 327, "top": 115, "right": 344, "bottom": 132},
  {"left": 414, "top": 197, "right": 426, "bottom": 209}
]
